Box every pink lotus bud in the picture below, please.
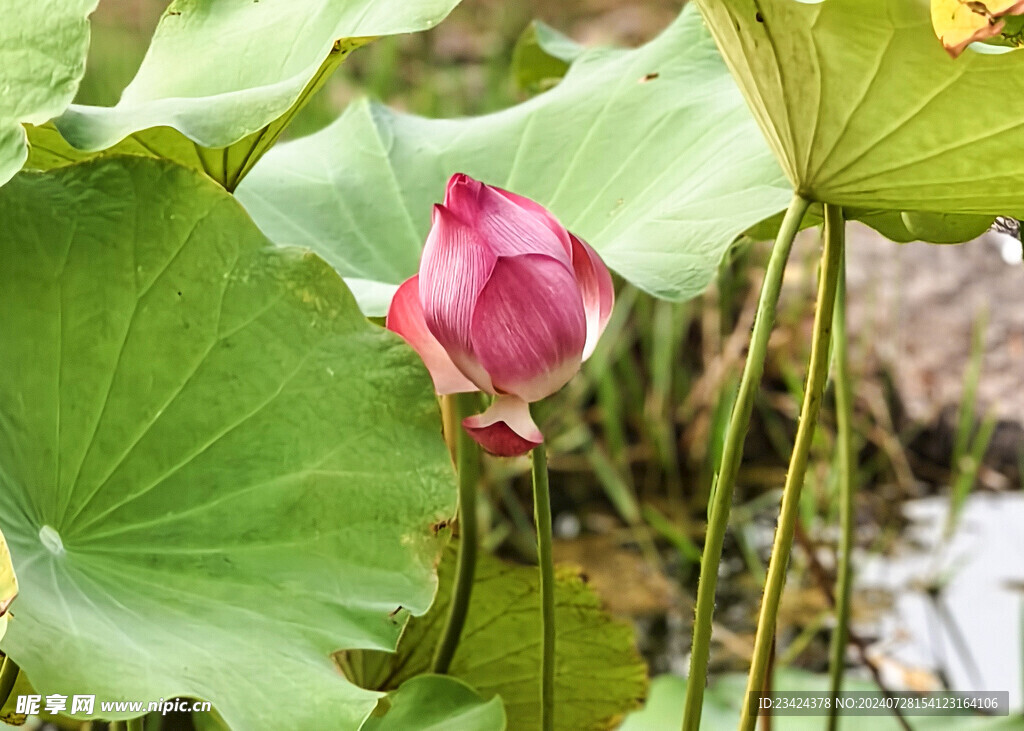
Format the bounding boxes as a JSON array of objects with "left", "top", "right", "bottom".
[{"left": 387, "top": 173, "right": 614, "bottom": 457}]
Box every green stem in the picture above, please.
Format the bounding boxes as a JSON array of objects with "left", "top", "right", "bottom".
[
  {"left": 532, "top": 443, "right": 556, "bottom": 731},
  {"left": 828, "top": 250, "right": 853, "bottom": 731},
  {"left": 0, "top": 655, "right": 18, "bottom": 709},
  {"left": 682, "top": 194, "right": 811, "bottom": 731},
  {"left": 127, "top": 718, "right": 146, "bottom": 731},
  {"left": 432, "top": 394, "right": 481, "bottom": 674},
  {"left": 738, "top": 203, "right": 845, "bottom": 731}
]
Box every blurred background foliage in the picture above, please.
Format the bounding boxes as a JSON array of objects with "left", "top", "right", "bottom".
[{"left": 65, "top": 0, "right": 1024, "bottom": 725}]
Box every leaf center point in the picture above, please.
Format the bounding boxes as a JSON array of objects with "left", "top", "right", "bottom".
[{"left": 39, "top": 525, "right": 65, "bottom": 556}]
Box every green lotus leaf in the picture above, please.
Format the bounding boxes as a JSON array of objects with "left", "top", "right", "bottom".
[
  {"left": 0, "top": 156, "right": 456, "bottom": 729},
  {"left": 340, "top": 546, "right": 647, "bottom": 730},
  {"left": 511, "top": 21, "right": 585, "bottom": 93},
  {"left": 25, "top": 121, "right": 243, "bottom": 183},
  {"left": 899, "top": 211, "right": 996, "bottom": 244},
  {"left": 46, "top": 0, "right": 462, "bottom": 189},
  {"left": 360, "top": 675, "right": 506, "bottom": 731},
  {"left": 694, "top": 0, "right": 1024, "bottom": 215},
  {"left": 236, "top": 5, "right": 793, "bottom": 307},
  {"left": 0, "top": 0, "right": 98, "bottom": 187}
]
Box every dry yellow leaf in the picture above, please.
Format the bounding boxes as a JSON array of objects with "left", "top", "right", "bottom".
[
  {"left": 932, "top": 0, "right": 1024, "bottom": 57},
  {"left": 0, "top": 528, "right": 16, "bottom": 642}
]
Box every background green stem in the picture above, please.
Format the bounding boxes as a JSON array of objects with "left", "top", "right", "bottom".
[
  {"left": 828, "top": 251, "right": 853, "bottom": 731},
  {"left": 738, "top": 203, "right": 845, "bottom": 731},
  {"left": 127, "top": 717, "right": 146, "bottom": 731},
  {"left": 682, "top": 194, "right": 810, "bottom": 731},
  {"left": 532, "top": 443, "right": 556, "bottom": 731},
  {"left": 432, "top": 394, "right": 481, "bottom": 674},
  {"left": 0, "top": 656, "right": 18, "bottom": 709}
]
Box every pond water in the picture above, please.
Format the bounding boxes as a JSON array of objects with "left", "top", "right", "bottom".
[{"left": 858, "top": 493, "right": 1024, "bottom": 711}]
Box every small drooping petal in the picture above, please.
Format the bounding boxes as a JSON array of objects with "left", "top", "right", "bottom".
[
  {"left": 462, "top": 394, "right": 543, "bottom": 457},
  {"left": 443, "top": 173, "right": 571, "bottom": 265},
  {"left": 470, "top": 254, "right": 586, "bottom": 403},
  {"left": 418, "top": 204, "right": 496, "bottom": 392},
  {"left": 386, "top": 276, "right": 479, "bottom": 395},
  {"left": 569, "top": 234, "right": 615, "bottom": 360}
]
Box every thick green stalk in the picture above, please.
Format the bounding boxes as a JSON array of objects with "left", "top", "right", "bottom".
[
  {"left": 0, "top": 656, "right": 18, "bottom": 709},
  {"left": 739, "top": 204, "right": 845, "bottom": 731},
  {"left": 432, "top": 394, "right": 481, "bottom": 674},
  {"left": 128, "top": 717, "right": 146, "bottom": 731},
  {"left": 532, "top": 443, "right": 556, "bottom": 731},
  {"left": 828, "top": 253, "right": 853, "bottom": 731},
  {"left": 682, "top": 194, "right": 811, "bottom": 730}
]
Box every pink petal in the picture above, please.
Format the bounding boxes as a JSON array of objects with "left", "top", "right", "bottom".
[
  {"left": 419, "top": 204, "right": 496, "bottom": 393},
  {"left": 386, "top": 276, "right": 479, "bottom": 395},
  {"left": 462, "top": 394, "right": 543, "bottom": 457},
  {"left": 443, "top": 173, "right": 571, "bottom": 266},
  {"left": 569, "top": 234, "right": 615, "bottom": 360},
  {"left": 491, "top": 186, "right": 573, "bottom": 260},
  {"left": 470, "top": 254, "right": 586, "bottom": 403}
]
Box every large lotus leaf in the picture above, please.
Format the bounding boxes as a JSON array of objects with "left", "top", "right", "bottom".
[
  {"left": 360, "top": 676, "right": 506, "bottom": 731},
  {"left": 0, "top": 529, "right": 15, "bottom": 642},
  {"left": 48, "top": 0, "right": 462, "bottom": 189},
  {"left": 235, "top": 4, "right": 793, "bottom": 305},
  {"left": 340, "top": 546, "right": 647, "bottom": 730},
  {"left": 0, "top": 157, "right": 456, "bottom": 729},
  {"left": 0, "top": 0, "right": 98, "bottom": 187},
  {"left": 695, "top": 0, "right": 1024, "bottom": 215}
]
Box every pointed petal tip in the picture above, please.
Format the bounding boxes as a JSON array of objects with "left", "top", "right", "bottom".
[{"left": 444, "top": 172, "right": 483, "bottom": 210}]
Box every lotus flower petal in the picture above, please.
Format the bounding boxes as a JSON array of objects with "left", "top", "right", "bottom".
[
  {"left": 491, "top": 186, "right": 574, "bottom": 260},
  {"left": 419, "top": 204, "right": 496, "bottom": 392},
  {"left": 386, "top": 276, "right": 479, "bottom": 395},
  {"left": 443, "top": 173, "right": 571, "bottom": 265},
  {"left": 569, "top": 234, "right": 615, "bottom": 360},
  {"left": 470, "top": 254, "right": 586, "bottom": 403},
  {"left": 462, "top": 394, "right": 543, "bottom": 457}
]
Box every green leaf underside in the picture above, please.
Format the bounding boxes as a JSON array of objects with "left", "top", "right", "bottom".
[
  {"left": 621, "top": 673, "right": 1023, "bottom": 730},
  {"left": 511, "top": 21, "right": 585, "bottom": 92},
  {"left": 236, "top": 4, "right": 793, "bottom": 305},
  {"left": 744, "top": 206, "right": 994, "bottom": 246},
  {"left": 361, "top": 675, "right": 506, "bottom": 731},
  {"left": 0, "top": 157, "right": 456, "bottom": 729},
  {"left": 341, "top": 546, "right": 647, "bottom": 731},
  {"left": 695, "top": 0, "right": 1024, "bottom": 215},
  {"left": 40, "top": 0, "right": 462, "bottom": 189},
  {"left": 0, "top": 0, "right": 98, "bottom": 187}
]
